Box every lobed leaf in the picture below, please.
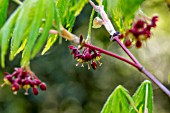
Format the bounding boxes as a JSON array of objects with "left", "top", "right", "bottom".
[
  {"left": 130, "top": 80, "right": 153, "bottom": 113},
  {"left": 101, "top": 85, "right": 132, "bottom": 113}
]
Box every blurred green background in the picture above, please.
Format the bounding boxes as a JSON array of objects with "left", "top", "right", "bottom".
[{"left": 0, "top": 0, "right": 170, "bottom": 113}]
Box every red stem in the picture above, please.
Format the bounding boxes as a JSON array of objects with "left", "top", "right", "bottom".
[
  {"left": 114, "top": 36, "right": 142, "bottom": 67},
  {"left": 84, "top": 42, "right": 170, "bottom": 97},
  {"left": 114, "top": 36, "right": 170, "bottom": 97},
  {"left": 83, "top": 43, "right": 140, "bottom": 69},
  {"left": 142, "top": 68, "right": 170, "bottom": 97}
]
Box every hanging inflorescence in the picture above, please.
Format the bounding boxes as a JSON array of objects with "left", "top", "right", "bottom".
[
  {"left": 122, "top": 16, "right": 158, "bottom": 48},
  {"left": 1, "top": 67, "right": 46, "bottom": 95},
  {"left": 68, "top": 45, "right": 102, "bottom": 70}
]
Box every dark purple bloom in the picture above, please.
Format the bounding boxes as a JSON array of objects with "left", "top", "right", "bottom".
[
  {"left": 69, "top": 45, "right": 102, "bottom": 70},
  {"left": 1, "top": 67, "right": 46, "bottom": 95}
]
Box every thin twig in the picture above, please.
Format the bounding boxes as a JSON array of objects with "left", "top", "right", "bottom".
[
  {"left": 114, "top": 36, "right": 142, "bottom": 68},
  {"left": 142, "top": 68, "right": 170, "bottom": 97},
  {"left": 86, "top": 9, "right": 95, "bottom": 42},
  {"left": 84, "top": 43, "right": 140, "bottom": 69}
]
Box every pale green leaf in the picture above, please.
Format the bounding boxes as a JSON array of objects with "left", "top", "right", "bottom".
[
  {"left": 0, "top": 6, "right": 21, "bottom": 67},
  {"left": 0, "top": 0, "right": 9, "bottom": 28},
  {"left": 15, "top": 37, "right": 28, "bottom": 56},
  {"left": 96, "top": 0, "right": 101, "bottom": 5},
  {"left": 10, "top": 0, "right": 37, "bottom": 60},
  {"left": 56, "top": 0, "right": 70, "bottom": 24},
  {"left": 30, "top": 0, "right": 54, "bottom": 60},
  {"left": 130, "top": 80, "right": 153, "bottom": 113},
  {"left": 70, "top": 0, "right": 88, "bottom": 16},
  {"left": 54, "top": 7, "right": 61, "bottom": 44},
  {"left": 101, "top": 85, "right": 131, "bottom": 113},
  {"left": 105, "top": 0, "right": 145, "bottom": 32},
  {"left": 21, "top": 0, "right": 46, "bottom": 66},
  {"left": 41, "top": 34, "right": 58, "bottom": 55}
]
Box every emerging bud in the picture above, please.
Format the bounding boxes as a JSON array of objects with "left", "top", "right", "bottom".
[
  {"left": 92, "top": 17, "right": 103, "bottom": 28},
  {"left": 134, "top": 20, "right": 145, "bottom": 29},
  {"left": 136, "top": 40, "right": 142, "bottom": 48},
  {"left": 40, "top": 82, "right": 47, "bottom": 91},
  {"left": 11, "top": 82, "right": 20, "bottom": 91},
  {"left": 3, "top": 74, "right": 13, "bottom": 84},
  {"left": 32, "top": 87, "right": 38, "bottom": 95},
  {"left": 124, "top": 39, "right": 132, "bottom": 47},
  {"left": 91, "top": 61, "right": 97, "bottom": 70}
]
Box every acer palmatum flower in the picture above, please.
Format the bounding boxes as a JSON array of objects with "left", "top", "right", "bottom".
[{"left": 1, "top": 67, "right": 47, "bottom": 95}]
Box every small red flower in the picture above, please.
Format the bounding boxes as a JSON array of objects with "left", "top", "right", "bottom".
[
  {"left": 11, "top": 82, "right": 20, "bottom": 91},
  {"left": 136, "top": 40, "right": 142, "bottom": 48},
  {"left": 91, "top": 61, "right": 97, "bottom": 70},
  {"left": 32, "top": 87, "right": 38, "bottom": 95},
  {"left": 69, "top": 44, "right": 102, "bottom": 69},
  {"left": 122, "top": 15, "right": 158, "bottom": 48},
  {"left": 124, "top": 39, "right": 132, "bottom": 48}
]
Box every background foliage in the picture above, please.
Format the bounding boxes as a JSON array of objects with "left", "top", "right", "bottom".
[{"left": 0, "top": 0, "right": 170, "bottom": 113}]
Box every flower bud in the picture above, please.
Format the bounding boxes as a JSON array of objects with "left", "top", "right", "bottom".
[
  {"left": 32, "top": 87, "right": 38, "bottom": 95},
  {"left": 91, "top": 61, "right": 97, "bottom": 70},
  {"left": 136, "top": 40, "right": 142, "bottom": 48},
  {"left": 124, "top": 39, "right": 132, "bottom": 47},
  {"left": 92, "top": 17, "right": 103, "bottom": 28},
  {"left": 40, "top": 82, "right": 47, "bottom": 91},
  {"left": 11, "top": 82, "right": 20, "bottom": 91}
]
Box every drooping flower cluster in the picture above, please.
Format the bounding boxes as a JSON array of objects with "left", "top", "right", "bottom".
[
  {"left": 1, "top": 67, "right": 46, "bottom": 95},
  {"left": 123, "top": 15, "right": 158, "bottom": 48},
  {"left": 69, "top": 45, "right": 102, "bottom": 70}
]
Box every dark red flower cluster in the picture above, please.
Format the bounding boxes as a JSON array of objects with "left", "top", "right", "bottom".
[
  {"left": 1, "top": 67, "right": 46, "bottom": 95},
  {"left": 69, "top": 45, "right": 102, "bottom": 70},
  {"left": 124, "top": 16, "right": 158, "bottom": 48}
]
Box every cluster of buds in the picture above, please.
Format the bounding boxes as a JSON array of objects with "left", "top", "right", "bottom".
[
  {"left": 69, "top": 45, "right": 102, "bottom": 70},
  {"left": 123, "top": 15, "right": 158, "bottom": 48},
  {"left": 1, "top": 67, "right": 46, "bottom": 95}
]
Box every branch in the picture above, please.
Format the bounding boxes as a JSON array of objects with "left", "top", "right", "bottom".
[
  {"left": 114, "top": 36, "right": 142, "bottom": 68},
  {"left": 142, "top": 68, "right": 170, "bottom": 97},
  {"left": 49, "top": 1, "right": 170, "bottom": 97},
  {"left": 89, "top": 0, "right": 170, "bottom": 97},
  {"left": 83, "top": 43, "right": 140, "bottom": 69},
  {"left": 51, "top": 27, "right": 170, "bottom": 97}
]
